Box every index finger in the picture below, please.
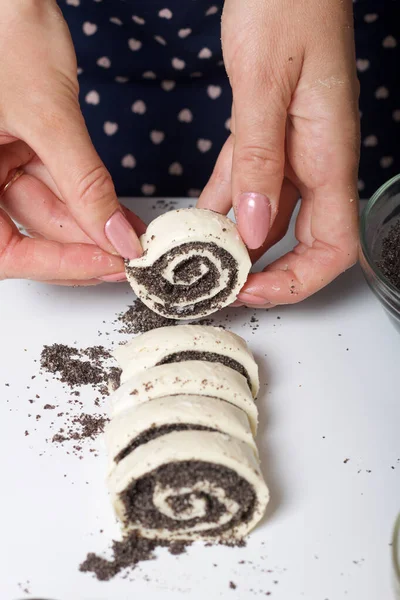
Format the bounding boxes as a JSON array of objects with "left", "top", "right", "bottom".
[{"left": 0, "top": 207, "right": 124, "bottom": 281}]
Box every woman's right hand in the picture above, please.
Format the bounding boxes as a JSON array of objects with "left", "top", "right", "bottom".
[{"left": 0, "top": 0, "right": 144, "bottom": 285}]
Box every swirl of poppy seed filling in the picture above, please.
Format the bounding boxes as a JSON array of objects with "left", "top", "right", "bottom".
[
  {"left": 156, "top": 351, "right": 252, "bottom": 390},
  {"left": 115, "top": 423, "right": 219, "bottom": 463},
  {"left": 120, "top": 460, "right": 257, "bottom": 534},
  {"left": 126, "top": 242, "right": 238, "bottom": 318}
]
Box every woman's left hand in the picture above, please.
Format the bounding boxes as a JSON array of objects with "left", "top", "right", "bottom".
[{"left": 198, "top": 0, "right": 360, "bottom": 307}]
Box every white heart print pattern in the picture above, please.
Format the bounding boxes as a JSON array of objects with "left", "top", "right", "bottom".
[
  {"left": 85, "top": 91, "right": 100, "bottom": 105},
  {"left": 128, "top": 39, "right": 142, "bottom": 51},
  {"left": 205, "top": 6, "right": 219, "bottom": 16},
  {"left": 207, "top": 85, "right": 222, "bottom": 99},
  {"left": 73, "top": 0, "right": 398, "bottom": 202},
  {"left": 198, "top": 48, "right": 212, "bottom": 59},
  {"left": 356, "top": 59, "right": 370, "bottom": 72},
  {"left": 142, "top": 184, "right": 156, "bottom": 196},
  {"left": 161, "top": 80, "right": 176, "bottom": 92},
  {"left": 364, "top": 13, "right": 378, "bottom": 23},
  {"left": 150, "top": 131, "right": 165, "bottom": 145},
  {"left": 169, "top": 162, "right": 183, "bottom": 176},
  {"left": 380, "top": 156, "right": 394, "bottom": 168},
  {"left": 154, "top": 36, "right": 167, "bottom": 46},
  {"left": 178, "top": 28, "right": 192, "bottom": 38},
  {"left": 104, "top": 122, "right": 118, "bottom": 136},
  {"left": 122, "top": 155, "right": 136, "bottom": 169},
  {"left": 83, "top": 22, "right": 97, "bottom": 36},
  {"left": 97, "top": 57, "right": 111, "bottom": 69},
  {"left": 159, "top": 8, "right": 173, "bottom": 19},
  {"left": 364, "top": 135, "right": 378, "bottom": 147},
  {"left": 197, "top": 139, "right": 212, "bottom": 153},
  {"left": 132, "top": 100, "right": 147, "bottom": 115},
  {"left": 382, "top": 35, "right": 397, "bottom": 48},
  {"left": 375, "top": 86, "right": 389, "bottom": 99},
  {"left": 172, "top": 58, "right": 185, "bottom": 70},
  {"left": 178, "top": 109, "right": 193, "bottom": 123}
]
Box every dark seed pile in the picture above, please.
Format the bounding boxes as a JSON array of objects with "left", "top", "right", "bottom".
[
  {"left": 40, "top": 343, "right": 120, "bottom": 394},
  {"left": 79, "top": 528, "right": 247, "bottom": 582},
  {"left": 116, "top": 299, "right": 220, "bottom": 335},
  {"left": 117, "top": 300, "right": 176, "bottom": 334},
  {"left": 79, "top": 532, "right": 190, "bottom": 581},
  {"left": 377, "top": 220, "right": 400, "bottom": 290},
  {"left": 37, "top": 343, "right": 120, "bottom": 451},
  {"left": 52, "top": 413, "right": 108, "bottom": 444}
]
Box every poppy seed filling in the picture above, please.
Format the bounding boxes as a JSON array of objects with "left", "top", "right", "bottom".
[
  {"left": 120, "top": 460, "right": 257, "bottom": 533},
  {"left": 126, "top": 242, "right": 239, "bottom": 317}
]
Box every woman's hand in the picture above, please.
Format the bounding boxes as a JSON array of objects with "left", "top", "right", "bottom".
[
  {"left": 0, "top": 0, "right": 143, "bottom": 285},
  {"left": 198, "top": 0, "right": 360, "bottom": 306}
]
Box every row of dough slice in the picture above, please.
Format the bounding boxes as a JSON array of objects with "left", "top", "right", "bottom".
[{"left": 106, "top": 325, "right": 269, "bottom": 541}]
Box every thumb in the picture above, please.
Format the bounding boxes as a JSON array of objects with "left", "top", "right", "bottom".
[
  {"left": 21, "top": 100, "right": 142, "bottom": 259},
  {"left": 231, "top": 75, "right": 287, "bottom": 250}
]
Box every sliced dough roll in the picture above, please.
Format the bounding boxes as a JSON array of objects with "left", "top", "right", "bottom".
[
  {"left": 105, "top": 394, "right": 257, "bottom": 467},
  {"left": 125, "top": 208, "right": 251, "bottom": 319},
  {"left": 108, "top": 430, "right": 269, "bottom": 541},
  {"left": 110, "top": 361, "right": 258, "bottom": 434},
  {"left": 114, "top": 324, "right": 259, "bottom": 397}
]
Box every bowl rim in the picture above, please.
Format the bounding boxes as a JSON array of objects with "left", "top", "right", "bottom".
[
  {"left": 360, "top": 172, "right": 400, "bottom": 297},
  {"left": 393, "top": 513, "right": 400, "bottom": 585}
]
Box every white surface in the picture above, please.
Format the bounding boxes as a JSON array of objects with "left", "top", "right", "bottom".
[{"left": 1, "top": 198, "right": 399, "bottom": 600}]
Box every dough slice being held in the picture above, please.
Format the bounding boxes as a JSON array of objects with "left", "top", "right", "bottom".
[{"left": 125, "top": 208, "right": 251, "bottom": 319}]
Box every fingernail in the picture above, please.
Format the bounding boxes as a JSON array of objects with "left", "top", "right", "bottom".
[
  {"left": 230, "top": 300, "right": 243, "bottom": 307},
  {"left": 99, "top": 272, "right": 127, "bottom": 282},
  {"left": 105, "top": 211, "right": 142, "bottom": 260},
  {"left": 237, "top": 193, "right": 271, "bottom": 249},
  {"left": 237, "top": 292, "right": 271, "bottom": 306}
]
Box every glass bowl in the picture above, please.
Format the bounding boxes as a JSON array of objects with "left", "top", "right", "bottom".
[
  {"left": 393, "top": 514, "right": 400, "bottom": 599},
  {"left": 360, "top": 173, "right": 400, "bottom": 331}
]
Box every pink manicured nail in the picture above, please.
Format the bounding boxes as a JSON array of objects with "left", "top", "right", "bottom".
[
  {"left": 237, "top": 193, "right": 271, "bottom": 250},
  {"left": 105, "top": 211, "right": 142, "bottom": 259},
  {"left": 99, "top": 272, "right": 127, "bottom": 282},
  {"left": 237, "top": 292, "right": 270, "bottom": 306},
  {"left": 230, "top": 300, "right": 243, "bottom": 307}
]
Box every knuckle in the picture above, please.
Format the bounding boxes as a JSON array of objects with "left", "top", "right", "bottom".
[
  {"left": 75, "top": 165, "right": 115, "bottom": 210},
  {"left": 235, "top": 144, "right": 283, "bottom": 177},
  {"left": 0, "top": 236, "right": 21, "bottom": 280},
  {"left": 212, "top": 165, "right": 230, "bottom": 189},
  {"left": 0, "top": 213, "right": 15, "bottom": 262}
]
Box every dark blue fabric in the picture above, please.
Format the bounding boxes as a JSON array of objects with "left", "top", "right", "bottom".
[{"left": 58, "top": 0, "right": 400, "bottom": 199}]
